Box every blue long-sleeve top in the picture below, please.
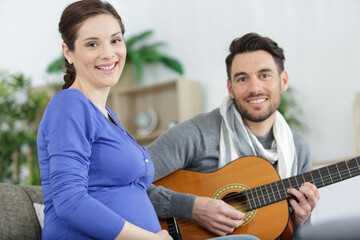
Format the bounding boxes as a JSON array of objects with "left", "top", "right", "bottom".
[{"left": 37, "top": 89, "right": 161, "bottom": 239}]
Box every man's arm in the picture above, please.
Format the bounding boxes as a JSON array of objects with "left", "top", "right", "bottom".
[
  {"left": 147, "top": 112, "right": 245, "bottom": 236},
  {"left": 147, "top": 184, "right": 196, "bottom": 219},
  {"left": 147, "top": 119, "right": 202, "bottom": 218}
]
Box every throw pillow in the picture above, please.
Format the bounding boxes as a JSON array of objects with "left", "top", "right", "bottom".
[{"left": 33, "top": 203, "right": 45, "bottom": 229}]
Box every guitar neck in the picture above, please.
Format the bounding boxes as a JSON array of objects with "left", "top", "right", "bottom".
[{"left": 244, "top": 156, "right": 360, "bottom": 211}]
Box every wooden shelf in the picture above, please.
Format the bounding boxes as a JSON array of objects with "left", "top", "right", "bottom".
[{"left": 107, "top": 78, "right": 203, "bottom": 146}]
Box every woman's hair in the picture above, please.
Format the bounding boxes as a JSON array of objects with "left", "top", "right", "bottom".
[
  {"left": 225, "top": 32, "right": 285, "bottom": 80},
  {"left": 59, "top": 0, "right": 125, "bottom": 89}
]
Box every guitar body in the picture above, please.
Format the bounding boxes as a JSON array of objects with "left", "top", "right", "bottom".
[{"left": 154, "top": 156, "right": 293, "bottom": 240}]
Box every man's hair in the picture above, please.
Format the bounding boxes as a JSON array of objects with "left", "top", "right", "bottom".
[{"left": 225, "top": 32, "right": 285, "bottom": 79}]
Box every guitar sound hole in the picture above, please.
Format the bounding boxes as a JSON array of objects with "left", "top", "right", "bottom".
[{"left": 222, "top": 191, "right": 248, "bottom": 213}]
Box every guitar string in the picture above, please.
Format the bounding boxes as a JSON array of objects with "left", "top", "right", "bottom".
[
  {"left": 166, "top": 164, "right": 360, "bottom": 230},
  {"left": 221, "top": 165, "right": 360, "bottom": 209}
]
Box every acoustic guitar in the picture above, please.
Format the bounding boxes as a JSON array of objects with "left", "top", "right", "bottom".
[{"left": 154, "top": 156, "right": 360, "bottom": 240}]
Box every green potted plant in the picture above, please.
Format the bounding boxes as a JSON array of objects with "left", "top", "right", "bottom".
[
  {"left": 46, "top": 30, "right": 184, "bottom": 85},
  {"left": 279, "top": 87, "right": 308, "bottom": 133},
  {"left": 0, "top": 71, "right": 49, "bottom": 185},
  {"left": 124, "top": 30, "right": 183, "bottom": 84}
]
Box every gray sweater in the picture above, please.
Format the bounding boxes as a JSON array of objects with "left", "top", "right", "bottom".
[{"left": 147, "top": 108, "right": 311, "bottom": 237}]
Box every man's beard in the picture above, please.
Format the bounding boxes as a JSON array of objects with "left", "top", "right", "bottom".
[{"left": 233, "top": 93, "right": 281, "bottom": 123}]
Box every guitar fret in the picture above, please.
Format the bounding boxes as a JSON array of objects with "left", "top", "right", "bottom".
[
  {"left": 256, "top": 186, "right": 265, "bottom": 207},
  {"left": 270, "top": 182, "right": 277, "bottom": 202},
  {"left": 250, "top": 188, "right": 258, "bottom": 209},
  {"left": 275, "top": 182, "right": 280, "bottom": 200},
  {"left": 319, "top": 167, "right": 332, "bottom": 186},
  {"left": 303, "top": 172, "right": 313, "bottom": 184},
  {"left": 260, "top": 185, "right": 267, "bottom": 205},
  {"left": 283, "top": 178, "right": 291, "bottom": 193},
  {"left": 245, "top": 190, "right": 253, "bottom": 211},
  {"left": 296, "top": 174, "right": 305, "bottom": 187},
  {"left": 309, "top": 171, "right": 315, "bottom": 185},
  {"left": 276, "top": 181, "right": 286, "bottom": 201},
  {"left": 326, "top": 166, "right": 334, "bottom": 184},
  {"left": 280, "top": 180, "right": 288, "bottom": 198},
  {"left": 289, "top": 177, "right": 298, "bottom": 191},
  {"left": 356, "top": 157, "right": 360, "bottom": 170},
  {"left": 253, "top": 187, "right": 260, "bottom": 207},
  {"left": 335, "top": 164, "right": 343, "bottom": 181},
  {"left": 294, "top": 176, "right": 300, "bottom": 189},
  {"left": 259, "top": 186, "right": 266, "bottom": 207},
  {"left": 267, "top": 184, "right": 275, "bottom": 203},
  {"left": 317, "top": 169, "right": 325, "bottom": 186},
  {"left": 328, "top": 164, "right": 341, "bottom": 183},
  {"left": 345, "top": 161, "right": 352, "bottom": 177},
  {"left": 337, "top": 161, "right": 352, "bottom": 180},
  {"left": 301, "top": 174, "right": 306, "bottom": 183},
  {"left": 287, "top": 178, "right": 292, "bottom": 188},
  {"left": 264, "top": 184, "right": 271, "bottom": 203},
  {"left": 348, "top": 158, "right": 360, "bottom": 177}
]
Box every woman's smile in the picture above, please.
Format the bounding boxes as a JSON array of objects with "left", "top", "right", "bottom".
[{"left": 95, "top": 61, "right": 118, "bottom": 74}]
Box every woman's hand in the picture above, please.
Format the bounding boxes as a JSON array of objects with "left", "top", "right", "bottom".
[
  {"left": 115, "top": 221, "right": 172, "bottom": 240},
  {"left": 156, "top": 229, "right": 172, "bottom": 239}
]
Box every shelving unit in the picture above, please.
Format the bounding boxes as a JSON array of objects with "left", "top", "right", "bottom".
[{"left": 107, "top": 78, "right": 203, "bottom": 146}]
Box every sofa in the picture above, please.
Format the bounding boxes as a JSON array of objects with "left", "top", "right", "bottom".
[{"left": 0, "top": 183, "right": 43, "bottom": 240}]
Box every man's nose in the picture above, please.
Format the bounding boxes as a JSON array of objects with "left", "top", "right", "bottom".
[{"left": 247, "top": 77, "right": 263, "bottom": 94}]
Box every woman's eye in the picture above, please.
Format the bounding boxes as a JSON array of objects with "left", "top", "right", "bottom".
[
  {"left": 87, "top": 42, "right": 97, "bottom": 48},
  {"left": 112, "top": 39, "right": 121, "bottom": 44}
]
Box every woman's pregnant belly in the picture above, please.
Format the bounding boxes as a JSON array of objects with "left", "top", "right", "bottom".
[{"left": 89, "top": 182, "right": 161, "bottom": 233}]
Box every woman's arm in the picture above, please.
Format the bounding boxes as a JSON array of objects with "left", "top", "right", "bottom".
[{"left": 115, "top": 221, "right": 171, "bottom": 240}]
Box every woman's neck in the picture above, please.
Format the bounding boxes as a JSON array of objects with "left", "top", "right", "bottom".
[{"left": 70, "top": 79, "right": 110, "bottom": 117}]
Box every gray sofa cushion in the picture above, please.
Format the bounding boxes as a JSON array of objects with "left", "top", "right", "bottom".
[{"left": 0, "top": 183, "right": 43, "bottom": 240}]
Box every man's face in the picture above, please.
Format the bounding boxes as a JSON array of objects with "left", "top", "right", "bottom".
[{"left": 227, "top": 50, "right": 288, "bottom": 123}]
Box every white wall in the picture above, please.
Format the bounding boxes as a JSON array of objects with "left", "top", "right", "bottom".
[{"left": 1, "top": 0, "right": 359, "bottom": 225}]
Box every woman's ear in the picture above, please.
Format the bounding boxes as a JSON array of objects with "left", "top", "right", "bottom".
[{"left": 62, "top": 43, "right": 73, "bottom": 64}]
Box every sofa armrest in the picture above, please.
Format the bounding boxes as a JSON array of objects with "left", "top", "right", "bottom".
[{"left": 0, "top": 183, "right": 43, "bottom": 240}]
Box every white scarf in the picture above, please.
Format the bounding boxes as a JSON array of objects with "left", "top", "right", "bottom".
[{"left": 219, "top": 96, "right": 297, "bottom": 179}]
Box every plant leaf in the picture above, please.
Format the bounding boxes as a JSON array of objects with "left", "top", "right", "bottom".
[
  {"left": 47, "top": 55, "right": 65, "bottom": 74},
  {"left": 161, "top": 56, "right": 184, "bottom": 75},
  {"left": 125, "top": 30, "right": 154, "bottom": 48}
]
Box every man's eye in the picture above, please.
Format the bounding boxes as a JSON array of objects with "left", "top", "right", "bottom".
[
  {"left": 237, "top": 77, "right": 246, "bottom": 82},
  {"left": 262, "top": 74, "right": 269, "bottom": 78}
]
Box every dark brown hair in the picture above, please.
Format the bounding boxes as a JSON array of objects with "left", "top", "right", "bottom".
[
  {"left": 59, "top": 0, "right": 125, "bottom": 89},
  {"left": 225, "top": 32, "right": 285, "bottom": 80}
]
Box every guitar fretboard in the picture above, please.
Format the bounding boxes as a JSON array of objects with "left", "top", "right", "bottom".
[{"left": 242, "top": 157, "right": 360, "bottom": 211}]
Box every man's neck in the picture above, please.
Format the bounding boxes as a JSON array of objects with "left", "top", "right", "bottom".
[{"left": 242, "top": 113, "right": 276, "bottom": 137}]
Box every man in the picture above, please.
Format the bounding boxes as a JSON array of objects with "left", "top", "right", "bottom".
[{"left": 147, "top": 32, "right": 320, "bottom": 239}]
